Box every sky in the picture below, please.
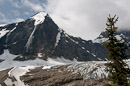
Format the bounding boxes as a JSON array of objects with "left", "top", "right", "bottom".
[{"left": 0, "top": 0, "right": 130, "bottom": 40}]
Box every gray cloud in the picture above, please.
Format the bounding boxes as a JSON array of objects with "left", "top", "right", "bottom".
[
  {"left": 0, "top": 12, "right": 5, "bottom": 18},
  {"left": 0, "top": 0, "right": 46, "bottom": 24},
  {"left": 0, "top": 0, "right": 4, "bottom": 3},
  {"left": 45, "top": 0, "right": 130, "bottom": 40},
  {"left": 10, "top": 18, "right": 24, "bottom": 23},
  {"left": 21, "top": 0, "right": 44, "bottom": 12}
]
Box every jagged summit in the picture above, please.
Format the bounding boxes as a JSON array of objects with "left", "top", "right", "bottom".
[{"left": 30, "top": 12, "right": 48, "bottom": 26}]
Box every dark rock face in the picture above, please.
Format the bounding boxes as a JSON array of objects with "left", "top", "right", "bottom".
[
  {"left": 0, "top": 14, "right": 60, "bottom": 60},
  {"left": 0, "top": 12, "right": 130, "bottom": 61}
]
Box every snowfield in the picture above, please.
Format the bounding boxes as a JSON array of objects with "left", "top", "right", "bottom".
[
  {"left": 1, "top": 49, "right": 130, "bottom": 86},
  {"left": 0, "top": 50, "right": 77, "bottom": 70},
  {"left": 0, "top": 49, "right": 77, "bottom": 86}
]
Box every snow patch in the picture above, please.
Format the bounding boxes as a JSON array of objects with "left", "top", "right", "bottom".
[
  {"left": 0, "top": 50, "right": 16, "bottom": 60},
  {"left": 93, "top": 38, "right": 108, "bottom": 43},
  {"left": 8, "top": 23, "right": 18, "bottom": 35},
  {"left": 105, "top": 58, "right": 108, "bottom": 61},
  {"left": 55, "top": 28, "right": 62, "bottom": 47},
  {"left": 0, "top": 29, "right": 10, "bottom": 38},
  {"left": 91, "top": 53, "right": 96, "bottom": 57},
  {"left": 0, "top": 50, "right": 77, "bottom": 71},
  {"left": 115, "top": 34, "right": 125, "bottom": 41},
  {"left": 115, "top": 35, "right": 121, "bottom": 40},
  {"left": 25, "top": 26, "right": 37, "bottom": 49},
  {"left": 31, "top": 12, "right": 47, "bottom": 26},
  {"left": 82, "top": 47, "right": 85, "bottom": 50},
  {"left": 5, "top": 66, "right": 35, "bottom": 86},
  {"left": 0, "top": 50, "right": 51, "bottom": 70},
  {"left": 64, "top": 32, "right": 79, "bottom": 44},
  {"left": 64, "top": 32, "right": 69, "bottom": 37},
  {"left": 68, "top": 37, "right": 78, "bottom": 44},
  {"left": 4, "top": 78, "right": 13, "bottom": 86},
  {"left": 42, "top": 66, "right": 51, "bottom": 69},
  {"left": 86, "top": 50, "right": 90, "bottom": 53},
  {"left": 38, "top": 53, "right": 42, "bottom": 57},
  {"left": 65, "top": 40, "right": 68, "bottom": 43},
  {"left": 97, "top": 58, "right": 102, "bottom": 61},
  {"left": 13, "top": 42, "right": 17, "bottom": 44},
  {"left": 8, "top": 67, "right": 17, "bottom": 77},
  {"left": 0, "top": 24, "right": 7, "bottom": 27},
  {"left": 10, "top": 27, "right": 16, "bottom": 33}
]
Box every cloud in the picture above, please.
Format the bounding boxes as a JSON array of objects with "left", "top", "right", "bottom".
[
  {"left": 0, "top": 18, "right": 24, "bottom": 24},
  {"left": 10, "top": 18, "right": 24, "bottom": 23},
  {"left": 0, "top": 12, "right": 5, "bottom": 18},
  {"left": 12, "top": 2, "right": 21, "bottom": 8},
  {"left": 45, "top": 0, "right": 130, "bottom": 40},
  {"left": 0, "top": 0, "right": 4, "bottom": 3},
  {"left": 0, "top": 12, "right": 24, "bottom": 24},
  {"left": 24, "top": 12, "right": 31, "bottom": 15},
  {"left": 21, "top": 0, "right": 44, "bottom": 12},
  {"left": 0, "top": 0, "right": 46, "bottom": 24},
  {"left": 0, "top": 12, "right": 8, "bottom": 23}
]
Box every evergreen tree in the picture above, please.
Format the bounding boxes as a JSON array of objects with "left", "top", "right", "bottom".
[{"left": 104, "top": 15, "right": 130, "bottom": 86}]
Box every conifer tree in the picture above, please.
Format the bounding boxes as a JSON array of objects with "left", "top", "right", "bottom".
[{"left": 104, "top": 15, "right": 130, "bottom": 86}]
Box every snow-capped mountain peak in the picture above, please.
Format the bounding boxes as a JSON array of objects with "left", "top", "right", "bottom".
[
  {"left": 30, "top": 12, "right": 47, "bottom": 26},
  {"left": 0, "top": 12, "right": 130, "bottom": 63}
]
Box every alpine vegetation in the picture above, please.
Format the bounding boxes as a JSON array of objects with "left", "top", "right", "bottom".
[{"left": 104, "top": 15, "right": 130, "bottom": 86}]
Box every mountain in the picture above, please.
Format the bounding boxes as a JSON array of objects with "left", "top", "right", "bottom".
[
  {"left": 93, "top": 30, "right": 130, "bottom": 43},
  {"left": 0, "top": 12, "right": 130, "bottom": 63},
  {"left": 0, "top": 12, "right": 107, "bottom": 62},
  {"left": 0, "top": 12, "right": 130, "bottom": 86}
]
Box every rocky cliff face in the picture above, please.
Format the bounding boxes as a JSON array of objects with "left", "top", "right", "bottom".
[
  {"left": 0, "top": 12, "right": 130, "bottom": 61},
  {"left": 0, "top": 12, "right": 107, "bottom": 61}
]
